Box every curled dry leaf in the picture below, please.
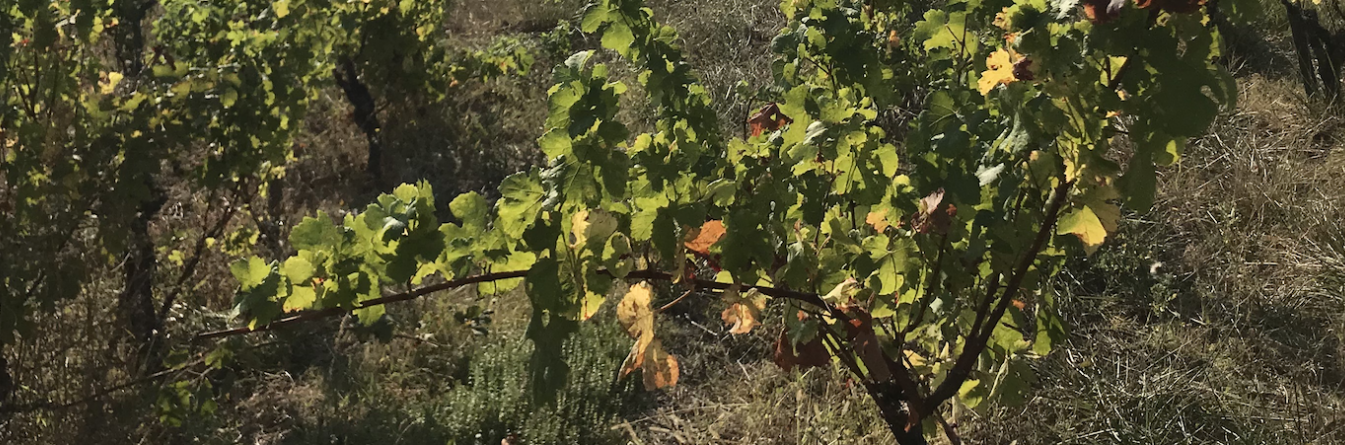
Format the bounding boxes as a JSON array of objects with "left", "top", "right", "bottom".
[
  {"left": 911, "top": 188, "right": 955, "bottom": 234},
  {"left": 616, "top": 281, "right": 680, "bottom": 390},
  {"left": 721, "top": 287, "right": 768, "bottom": 335},
  {"left": 617, "top": 281, "right": 654, "bottom": 339},
  {"left": 641, "top": 338, "right": 679, "bottom": 390}
]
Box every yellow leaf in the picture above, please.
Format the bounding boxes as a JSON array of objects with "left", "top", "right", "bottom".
[
  {"left": 1082, "top": 184, "right": 1121, "bottom": 233},
  {"left": 100, "top": 72, "right": 123, "bottom": 94},
  {"left": 580, "top": 291, "right": 605, "bottom": 321},
  {"left": 978, "top": 49, "right": 1017, "bottom": 95},
  {"left": 284, "top": 286, "right": 316, "bottom": 312},
  {"left": 823, "top": 277, "right": 860, "bottom": 303},
  {"left": 621, "top": 333, "right": 650, "bottom": 377},
  {"left": 904, "top": 349, "right": 927, "bottom": 367},
  {"left": 1057, "top": 206, "right": 1107, "bottom": 254},
  {"left": 616, "top": 282, "right": 680, "bottom": 390},
  {"left": 571, "top": 208, "right": 617, "bottom": 248},
  {"left": 617, "top": 281, "right": 654, "bottom": 340},
  {"left": 993, "top": 7, "right": 1011, "bottom": 29}
]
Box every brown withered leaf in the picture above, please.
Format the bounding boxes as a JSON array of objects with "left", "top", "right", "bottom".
[
  {"left": 747, "top": 103, "right": 792, "bottom": 137},
  {"left": 773, "top": 328, "right": 831, "bottom": 372},
  {"left": 911, "top": 188, "right": 954, "bottom": 234},
  {"left": 841, "top": 306, "right": 892, "bottom": 382},
  {"left": 1012, "top": 57, "right": 1035, "bottom": 81},
  {"left": 620, "top": 336, "right": 647, "bottom": 377},
  {"left": 1083, "top": 0, "right": 1126, "bottom": 23},
  {"left": 683, "top": 220, "right": 726, "bottom": 256}
]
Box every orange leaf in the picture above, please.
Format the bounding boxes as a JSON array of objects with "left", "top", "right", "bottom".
[
  {"left": 683, "top": 220, "right": 726, "bottom": 255},
  {"left": 866, "top": 210, "right": 891, "bottom": 232},
  {"left": 747, "top": 103, "right": 792, "bottom": 137},
  {"left": 1084, "top": 0, "right": 1125, "bottom": 22},
  {"left": 641, "top": 339, "right": 679, "bottom": 390}
]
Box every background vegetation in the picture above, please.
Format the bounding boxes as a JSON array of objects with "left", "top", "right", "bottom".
[{"left": 1, "top": 0, "right": 1343, "bottom": 443}]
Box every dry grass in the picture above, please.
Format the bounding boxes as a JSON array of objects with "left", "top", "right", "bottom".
[{"left": 956, "top": 72, "right": 1345, "bottom": 444}]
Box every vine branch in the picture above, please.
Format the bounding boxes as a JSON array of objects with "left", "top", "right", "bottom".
[
  {"left": 923, "top": 178, "right": 1073, "bottom": 412},
  {"left": 195, "top": 268, "right": 850, "bottom": 341}
]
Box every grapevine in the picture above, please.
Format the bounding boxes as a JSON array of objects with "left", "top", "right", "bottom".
[
  {"left": 0, "top": 0, "right": 531, "bottom": 394},
  {"left": 214, "top": 0, "right": 1239, "bottom": 441}
]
